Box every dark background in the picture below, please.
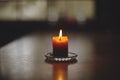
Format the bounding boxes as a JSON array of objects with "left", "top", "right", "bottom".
[{"left": 0, "top": 0, "right": 119, "bottom": 47}]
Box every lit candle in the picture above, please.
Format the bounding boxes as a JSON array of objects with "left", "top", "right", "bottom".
[{"left": 53, "top": 29, "right": 68, "bottom": 58}]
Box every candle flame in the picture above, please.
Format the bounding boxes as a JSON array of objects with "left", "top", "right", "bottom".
[{"left": 59, "top": 29, "right": 62, "bottom": 40}]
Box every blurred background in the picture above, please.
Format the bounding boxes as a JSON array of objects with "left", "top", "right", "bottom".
[
  {"left": 0, "top": 0, "right": 94, "bottom": 21},
  {"left": 0, "top": 0, "right": 119, "bottom": 46}
]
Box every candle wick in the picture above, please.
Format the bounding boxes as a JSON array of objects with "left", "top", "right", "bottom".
[{"left": 59, "top": 37, "right": 61, "bottom": 41}]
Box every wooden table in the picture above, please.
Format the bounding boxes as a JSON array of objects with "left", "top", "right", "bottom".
[{"left": 0, "top": 32, "right": 120, "bottom": 80}]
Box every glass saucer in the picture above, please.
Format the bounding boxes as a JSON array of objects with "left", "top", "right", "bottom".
[{"left": 44, "top": 52, "right": 78, "bottom": 63}]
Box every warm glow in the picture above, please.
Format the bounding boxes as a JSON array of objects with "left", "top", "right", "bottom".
[
  {"left": 58, "top": 71, "right": 63, "bottom": 80},
  {"left": 59, "top": 29, "right": 62, "bottom": 40},
  {"left": 58, "top": 75, "right": 63, "bottom": 80},
  {"left": 53, "top": 36, "right": 68, "bottom": 43}
]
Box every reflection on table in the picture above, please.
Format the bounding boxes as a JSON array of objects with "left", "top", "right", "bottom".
[{"left": 53, "top": 63, "right": 68, "bottom": 80}]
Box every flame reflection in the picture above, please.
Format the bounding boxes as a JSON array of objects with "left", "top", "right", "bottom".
[{"left": 53, "top": 63, "right": 68, "bottom": 80}]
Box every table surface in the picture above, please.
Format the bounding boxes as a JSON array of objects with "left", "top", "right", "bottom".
[{"left": 0, "top": 32, "right": 120, "bottom": 80}]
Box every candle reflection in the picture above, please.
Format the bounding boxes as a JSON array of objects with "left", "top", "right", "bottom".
[{"left": 53, "top": 63, "right": 68, "bottom": 80}]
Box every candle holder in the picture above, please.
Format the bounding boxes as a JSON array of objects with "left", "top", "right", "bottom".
[{"left": 44, "top": 52, "right": 78, "bottom": 63}]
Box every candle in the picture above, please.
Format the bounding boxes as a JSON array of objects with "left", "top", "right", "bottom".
[{"left": 53, "top": 29, "right": 68, "bottom": 58}]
